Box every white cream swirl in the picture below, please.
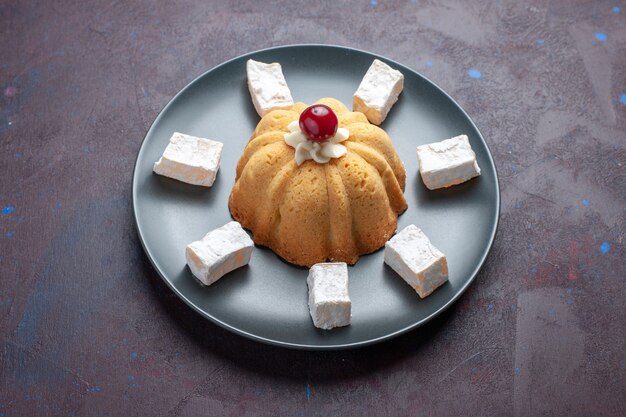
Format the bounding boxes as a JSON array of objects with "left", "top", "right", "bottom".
[{"left": 283, "top": 120, "right": 349, "bottom": 166}]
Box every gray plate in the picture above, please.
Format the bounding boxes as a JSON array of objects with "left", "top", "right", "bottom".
[{"left": 132, "top": 45, "right": 500, "bottom": 350}]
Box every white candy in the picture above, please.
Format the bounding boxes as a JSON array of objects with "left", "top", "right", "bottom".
[
  {"left": 416, "top": 134, "right": 481, "bottom": 190},
  {"left": 153, "top": 132, "right": 223, "bottom": 187},
  {"left": 307, "top": 263, "right": 351, "bottom": 330},
  {"left": 353, "top": 59, "right": 404, "bottom": 125},
  {"left": 384, "top": 225, "right": 448, "bottom": 298},
  {"left": 186, "top": 221, "right": 254, "bottom": 286},
  {"left": 246, "top": 59, "right": 294, "bottom": 117}
]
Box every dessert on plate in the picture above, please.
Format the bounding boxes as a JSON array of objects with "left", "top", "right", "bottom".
[
  {"left": 416, "top": 134, "right": 481, "bottom": 190},
  {"left": 229, "top": 97, "right": 407, "bottom": 267}
]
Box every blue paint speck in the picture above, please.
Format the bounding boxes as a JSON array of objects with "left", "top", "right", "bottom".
[
  {"left": 2, "top": 207, "right": 14, "bottom": 215},
  {"left": 15, "top": 152, "right": 22, "bottom": 159},
  {"left": 30, "top": 68, "right": 40, "bottom": 82},
  {"left": 595, "top": 32, "right": 607, "bottom": 42},
  {"left": 486, "top": 304, "right": 494, "bottom": 312},
  {"left": 582, "top": 199, "right": 590, "bottom": 206},
  {"left": 88, "top": 386, "right": 101, "bottom": 393},
  {"left": 425, "top": 60, "right": 433, "bottom": 67},
  {"left": 511, "top": 164, "right": 518, "bottom": 173},
  {"left": 129, "top": 31, "right": 138, "bottom": 41},
  {"left": 514, "top": 367, "right": 521, "bottom": 375},
  {"left": 613, "top": 6, "right": 620, "bottom": 13},
  {"left": 5, "top": 232, "right": 15, "bottom": 237},
  {"left": 305, "top": 385, "right": 311, "bottom": 399},
  {"left": 619, "top": 94, "right": 626, "bottom": 105},
  {"left": 536, "top": 38, "right": 544, "bottom": 45},
  {"left": 370, "top": 0, "right": 378, "bottom": 8},
  {"left": 467, "top": 68, "right": 481, "bottom": 79},
  {"left": 131, "top": 351, "right": 138, "bottom": 359},
  {"left": 127, "top": 375, "right": 134, "bottom": 382},
  {"left": 599, "top": 241, "right": 610, "bottom": 254}
]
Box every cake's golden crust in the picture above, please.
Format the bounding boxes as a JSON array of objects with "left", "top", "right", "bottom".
[{"left": 229, "top": 98, "right": 407, "bottom": 267}]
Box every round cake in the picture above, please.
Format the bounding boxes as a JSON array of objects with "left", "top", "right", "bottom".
[{"left": 229, "top": 98, "right": 407, "bottom": 267}]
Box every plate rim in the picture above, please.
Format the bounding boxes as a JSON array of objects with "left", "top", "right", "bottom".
[{"left": 131, "top": 43, "right": 501, "bottom": 350}]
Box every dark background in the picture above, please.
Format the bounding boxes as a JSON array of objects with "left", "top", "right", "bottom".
[{"left": 1, "top": 0, "right": 624, "bottom": 416}]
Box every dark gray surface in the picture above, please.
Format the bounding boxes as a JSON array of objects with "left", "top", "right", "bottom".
[
  {"left": 132, "top": 45, "right": 500, "bottom": 349},
  {"left": 2, "top": 1, "right": 625, "bottom": 415}
]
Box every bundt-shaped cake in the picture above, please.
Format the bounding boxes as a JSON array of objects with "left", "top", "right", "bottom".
[{"left": 229, "top": 98, "right": 407, "bottom": 267}]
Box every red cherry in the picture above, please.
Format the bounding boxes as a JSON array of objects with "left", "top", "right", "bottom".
[{"left": 299, "top": 104, "right": 338, "bottom": 142}]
